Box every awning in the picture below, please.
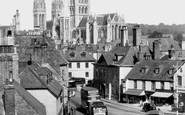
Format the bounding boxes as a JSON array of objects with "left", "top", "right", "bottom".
[
  {"left": 151, "top": 92, "right": 173, "bottom": 98},
  {"left": 124, "top": 89, "right": 145, "bottom": 96}
]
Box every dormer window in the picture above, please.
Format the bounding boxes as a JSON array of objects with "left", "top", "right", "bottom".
[
  {"left": 70, "top": 52, "right": 75, "bottom": 58},
  {"left": 81, "top": 52, "right": 86, "bottom": 58},
  {"left": 154, "top": 68, "right": 160, "bottom": 74},
  {"left": 168, "top": 68, "right": 174, "bottom": 75},
  {"left": 140, "top": 67, "right": 147, "bottom": 74},
  {"left": 113, "top": 54, "right": 118, "bottom": 62}
]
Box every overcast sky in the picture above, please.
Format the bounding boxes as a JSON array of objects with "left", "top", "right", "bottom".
[{"left": 0, "top": 0, "right": 185, "bottom": 30}]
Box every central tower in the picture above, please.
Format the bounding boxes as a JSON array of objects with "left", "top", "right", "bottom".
[{"left": 33, "top": 0, "right": 46, "bottom": 30}]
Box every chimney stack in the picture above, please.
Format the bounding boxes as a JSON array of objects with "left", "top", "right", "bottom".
[
  {"left": 153, "top": 40, "right": 160, "bottom": 60},
  {"left": 168, "top": 45, "right": 175, "bottom": 60},
  {"left": 133, "top": 25, "right": 141, "bottom": 47},
  {"left": 4, "top": 71, "right": 15, "bottom": 115},
  {"left": 120, "top": 29, "right": 124, "bottom": 47}
]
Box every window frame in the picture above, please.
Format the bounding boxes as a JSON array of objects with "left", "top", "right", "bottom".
[
  {"left": 85, "top": 72, "right": 89, "bottom": 77},
  {"left": 77, "top": 62, "right": 80, "bottom": 68},
  {"left": 85, "top": 62, "right": 89, "bottom": 68}
]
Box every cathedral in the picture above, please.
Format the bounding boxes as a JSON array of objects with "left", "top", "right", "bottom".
[
  {"left": 33, "top": 0, "right": 90, "bottom": 45},
  {"left": 33, "top": 0, "right": 127, "bottom": 46}
]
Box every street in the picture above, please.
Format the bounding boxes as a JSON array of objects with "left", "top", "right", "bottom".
[{"left": 70, "top": 90, "right": 144, "bottom": 115}]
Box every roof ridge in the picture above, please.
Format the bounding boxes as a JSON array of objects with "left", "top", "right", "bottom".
[{"left": 14, "top": 81, "right": 46, "bottom": 115}]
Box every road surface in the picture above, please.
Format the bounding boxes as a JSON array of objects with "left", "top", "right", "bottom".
[{"left": 70, "top": 90, "right": 144, "bottom": 115}]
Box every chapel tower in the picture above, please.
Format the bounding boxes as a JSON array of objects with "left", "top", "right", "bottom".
[{"left": 33, "top": 0, "right": 46, "bottom": 30}]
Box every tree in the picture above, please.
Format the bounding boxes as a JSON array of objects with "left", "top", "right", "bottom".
[
  {"left": 148, "top": 31, "right": 163, "bottom": 38},
  {"left": 173, "top": 32, "right": 184, "bottom": 48}
]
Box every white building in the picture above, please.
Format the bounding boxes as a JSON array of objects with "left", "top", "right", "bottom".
[{"left": 64, "top": 50, "right": 96, "bottom": 84}]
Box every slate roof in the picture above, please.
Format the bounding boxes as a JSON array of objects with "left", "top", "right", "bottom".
[
  {"left": 78, "top": 13, "right": 116, "bottom": 28},
  {"left": 125, "top": 60, "right": 183, "bottom": 82},
  {"left": 46, "top": 20, "right": 53, "bottom": 30},
  {"left": 16, "top": 34, "right": 68, "bottom": 74},
  {"left": 97, "top": 46, "right": 138, "bottom": 66},
  {"left": 1, "top": 80, "right": 46, "bottom": 115},
  {"left": 78, "top": 17, "right": 87, "bottom": 28},
  {"left": 64, "top": 50, "right": 96, "bottom": 62},
  {"left": 19, "top": 66, "right": 63, "bottom": 98},
  {"left": 141, "top": 38, "right": 181, "bottom": 51},
  {"left": 18, "top": 61, "right": 40, "bottom": 74},
  {"left": 13, "top": 80, "right": 46, "bottom": 115}
]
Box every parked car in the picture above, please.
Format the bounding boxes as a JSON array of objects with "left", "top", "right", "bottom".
[{"left": 142, "top": 103, "right": 156, "bottom": 112}]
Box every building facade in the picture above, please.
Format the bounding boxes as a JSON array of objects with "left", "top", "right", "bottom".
[
  {"left": 77, "top": 13, "right": 127, "bottom": 45},
  {"left": 64, "top": 50, "right": 96, "bottom": 84},
  {"left": 33, "top": 0, "right": 47, "bottom": 30}
]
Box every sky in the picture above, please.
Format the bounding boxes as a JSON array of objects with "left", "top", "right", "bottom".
[{"left": 0, "top": 0, "right": 185, "bottom": 30}]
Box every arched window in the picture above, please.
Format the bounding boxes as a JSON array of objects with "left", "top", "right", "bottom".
[
  {"left": 39, "top": 14, "right": 42, "bottom": 28},
  {"left": 85, "top": 7, "right": 87, "bottom": 13},
  {"left": 42, "top": 14, "right": 45, "bottom": 29}
]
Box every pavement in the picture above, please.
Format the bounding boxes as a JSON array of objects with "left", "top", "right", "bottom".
[{"left": 101, "top": 98, "right": 185, "bottom": 115}]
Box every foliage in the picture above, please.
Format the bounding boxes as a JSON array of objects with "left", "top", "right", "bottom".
[
  {"left": 127, "top": 23, "right": 185, "bottom": 36},
  {"left": 148, "top": 31, "right": 163, "bottom": 38}
]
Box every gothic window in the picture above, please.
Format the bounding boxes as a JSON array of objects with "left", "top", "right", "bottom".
[
  {"left": 85, "top": 7, "right": 88, "bottom": 14},
  {"left": 42, "top": 14, "right": 45, "bottom": 29},
  {"left": 39, "top": 14, "right": 42, "bottom": 28},
  {"left": 154, "top": 68, "right": 160, "bottom": 74}
]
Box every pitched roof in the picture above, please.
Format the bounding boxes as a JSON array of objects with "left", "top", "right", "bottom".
[
  {"left": 19, "top": 66, "right": 63, "bottom": 98},
  {"left": 64, "top": 50, "right": 96, "bottom": 62},
  {"left": 96, "top": 46, "right": 138, "bottom": 66},
  {"left": 125, "top": 60, "right": 183, "bottom": 81},
  {"left": 18, "top": 61, "right": 40, "bottom": 74},
  {"left": 13, "top": 80, "right": 46, "bottom": 115},
  {"left": 77, "top": 13, "right": 116, "bottom": 28},
  {"left": 141, "top": 38, "right": 181, "bottom": 51},
  {"left": 78, "top": 17, "right": 87, "bottom": 28}
]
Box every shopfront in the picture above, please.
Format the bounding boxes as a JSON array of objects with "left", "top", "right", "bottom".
[
  {"left": 122, "top": 89, "right": 146, "bottom": 103},
  {"left": 151, "top": 92, "right": 174, "bottom": 105}
]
